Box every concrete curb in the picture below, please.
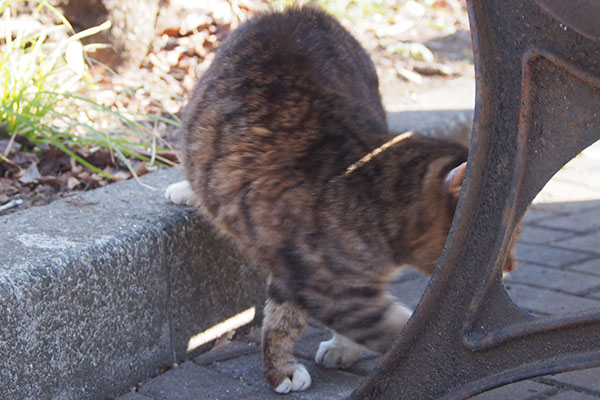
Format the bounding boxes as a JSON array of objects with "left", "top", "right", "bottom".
[
  {"left": 387, "top": 109, "right": 473, "bottom": 146},
  {"left": 0, "top": 168, "right": 266, "bottom": 399},
  {"left": 0, "top": 109, "right": 472, "bottom": 399}
]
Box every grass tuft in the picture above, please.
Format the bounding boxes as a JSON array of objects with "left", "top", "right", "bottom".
[{"left": 0, "top": 0, "right": 178, "bottom": 183}]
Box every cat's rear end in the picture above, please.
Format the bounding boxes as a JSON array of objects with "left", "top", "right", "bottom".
[
  {"left": 181, "top": 6, "right": 387, "bottom": 225},
  {"left": 166, "top": 6, "right": 511, "bottom": 394}
]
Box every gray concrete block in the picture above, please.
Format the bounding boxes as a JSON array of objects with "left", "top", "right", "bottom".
[
  {"left": 0, "top": 168, "right": 266, "bottom": 399},
  {"left": 138, "top": 361, "right": 255, "bottom": 399},
  {"left": 387, "top": 109, "right": 473, "bottom": 146},
  {"left": 162, "top": 200, "right": 266, "bottom": 359}
]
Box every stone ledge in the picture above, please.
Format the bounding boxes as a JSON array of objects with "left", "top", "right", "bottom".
[
  {"left": 387, "top": 109, "right": 473, "bottom": 146},
  {"left": 0, "top": 167, "right": 266, "bottom": 399}
]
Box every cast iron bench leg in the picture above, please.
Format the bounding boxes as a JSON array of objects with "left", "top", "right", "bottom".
[{"left": 351, "top": 0, "right": 600, "bottom": 398}]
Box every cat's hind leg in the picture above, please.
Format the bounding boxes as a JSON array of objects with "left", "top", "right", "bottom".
[
  {"left": 315, "top": 331, "right": 363, "bottom": 368},
  {"left": 316, "top": 292, "right": 412, "bottom": 359},
  {"left": 165, "top": 180, "right": 196, "bottom": 205},
  {"left": 262, "top": 299, "right": 311, "bottom": 393},
  {"left": 351, "top": 299, "right": 412, "bottom": 353}
]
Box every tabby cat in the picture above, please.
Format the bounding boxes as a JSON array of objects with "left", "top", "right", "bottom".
[{"left": 166, "top": 6, "right": 515, "bottom": 393}]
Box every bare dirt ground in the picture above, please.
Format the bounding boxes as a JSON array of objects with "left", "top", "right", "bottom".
[{"left": 0, "top": 0, "right": 473, "bottom": 215}]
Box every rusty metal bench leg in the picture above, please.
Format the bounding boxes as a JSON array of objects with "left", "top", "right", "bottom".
[{"left": 350, "top": 0, "right": 600, "bottom": 398}]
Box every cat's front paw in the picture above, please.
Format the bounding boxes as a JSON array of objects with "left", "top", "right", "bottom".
[
  {"left": 315, "top": 333, "right": 362, "bottom": 369},
  {"left": 165, "top": 180, "right": 195, "bottom": 205},
  {"left": 266, "top": 363, "right": 311, "bottom": 394}
]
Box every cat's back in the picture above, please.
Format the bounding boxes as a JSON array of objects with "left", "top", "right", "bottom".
[
  {"left": 182, "top": 6, "right": 387, "bottom": 219},
  {"left": 183, "top": 6, "right": 386, "bottom": 148},
  {"left": 188, "top": 6, "right": 383, "bottom": 114}
]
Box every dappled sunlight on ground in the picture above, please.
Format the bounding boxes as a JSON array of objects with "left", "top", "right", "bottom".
[{"left": 187, "top": 307, "right": 257, "bottom": 353}]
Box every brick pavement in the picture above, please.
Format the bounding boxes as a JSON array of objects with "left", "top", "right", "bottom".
[{"left": 115, "top": 143, "right": 600, "bottom": 399}]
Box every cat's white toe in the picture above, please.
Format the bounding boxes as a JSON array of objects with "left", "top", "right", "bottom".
[
  {"left": 165, "top": 180, "right": 195, "bottom": 205},
  {"left": 275, "top": 378, "right": 292, "bottom": 394},
  {"left": 274, "top": 364, "right": 311, "bottom": 393},
  {"left": 315, "top": 333, "right": 362, "bottom": 369}
]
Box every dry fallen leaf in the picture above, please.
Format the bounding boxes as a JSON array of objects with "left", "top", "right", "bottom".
[
  {"left": 18, "top": 163, "right": 42, "bottom": 184},
  {"left": 67, "top": 176, "right": 81, "bottom": 190},
  {"left": 113, "top": 171, "right": 131, "bottom": 181}
]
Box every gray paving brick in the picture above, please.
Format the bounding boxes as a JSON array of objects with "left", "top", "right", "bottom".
[
  {"left": 533, "top": 200, "right": 600, "bottom": 216},
  {"left": 286, "top": 366, "right": 363, "bottom": 400},
  {"left": 548, "top": 367, "right": 600, "bottom": 393},
  {"left": 535, "top": 208, "right": 600, "bottom": 234},
  {"left": 556, "top": 231, "right": 600, "bottom": 255},
  {"left": 222, "top": 388, "right": 297, "bottom": 399},
  {"left": 293, "top": 325, "right": 332, "bottom": 361},
  {"left": 503, "top": 283, "right": 600, "bottom": 315},
  {"left": 209, "top": 352, "right": 280, "bottom": 389},
  {"left": 209, "top": 351, "right": 364, "bottom": 399},
  {"left": 519, "top": 225, "right": 576, "bottom": 244},
  {"left": 343, "top": 353, "right": 380, "bottom": 377},
  {"left": 137, "top": 361, "right": 255, "bottom": 400},
  {"left": 242, "top": 325, "right": 262, "bottom": 343},
  {"left": 390, "top": 275, "right": 430, "bottom": 309},
  {"left": 194, "top": 340, "right": 260, "bottom": 366},
  {"left": 568, "top": 259, "right": 600, "bottom": 276},
  {"left": 516, "top": 243, "right": 593, "bottom": 268},
  {"left": 523, "top": 206, "right": 564, "bottom": 224},
  {"left": 547, "top": 389, "right": 600, "bottom": 399},
  {"left": 115, "top": 392, "right": 154, "bottom": 400},
  {"left": 391, "top": 265, "right": 425, "bottom": 283},
  {"left": 504, "top": 263, "right": 600, "bottom": 295},
  {"left": 470, "top": 379, "right": 556, "bottom": 399}
]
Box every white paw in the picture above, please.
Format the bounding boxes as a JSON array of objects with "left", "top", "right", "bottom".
[
  {"left": 315, "top": 333, "right": 362, "bottom": 369},
  {"left": 274, "top": 364, "right": 311, "bottom": 393},
  {"left": 165, "top": 180, "right": 195, "bottom": 205}
]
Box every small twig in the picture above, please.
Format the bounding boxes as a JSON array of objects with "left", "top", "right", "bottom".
[
  {"left": 0, "top": 199, "right": 23, "bottom": 214},
  {"left": 3, "top": 131, "right": 17, "bottom": 157}
]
